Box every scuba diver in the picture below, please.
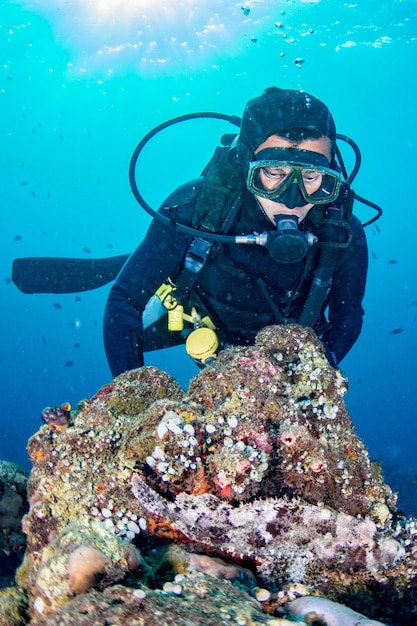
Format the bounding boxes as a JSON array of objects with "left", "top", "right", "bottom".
[{"left": 102, "top": 87, "right": 370, "bottom": 376}]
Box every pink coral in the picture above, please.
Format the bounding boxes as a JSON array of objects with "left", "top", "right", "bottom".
[
  {"left": 280, "top": 432, "right": 297, "bottom": 448},
  {"left": 237, "top": 351, "right": 279, "bottom": 378}
]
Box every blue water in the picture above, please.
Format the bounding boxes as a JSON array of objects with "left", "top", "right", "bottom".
[{"left": 2, "top": 0, "right": 416, "bottom": 514}]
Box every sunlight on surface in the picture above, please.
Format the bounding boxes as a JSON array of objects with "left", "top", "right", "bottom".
[
  {"left": 10, "top": 0, "right": 411, "bottom": 78},
  {"left": 90, "top": 0, "right": 201, "bottom": 25},
  {"left": 95, "top": 0, "right": 155, "bottom": 16},
  {"left": 15, "top": 0, "right": 264, "bottom": 75}
]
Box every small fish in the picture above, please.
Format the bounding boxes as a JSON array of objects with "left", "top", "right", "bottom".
[
  {"left": 82, "top": 247, "right": 92, "bottom": 254},
  {"left": 13, "top": 235, "right": 22, "bottom": 241},
  {"left": 64, "top": 361, "right": 74, "bottom": 367},
  {"left": 73, "top": 343, "right": 80, "bottom": 349},
  {"left": 409, "top": 301, "right": 417, "bottom": 307},
  {"left": 4, "top": 277, "right": 11, "bottom": 285},
  {"left": 387, "top": 259, "right": 398, "bottom": 265},
  {"left": 371, "top": 251, "right": 377, "bottom": 260},
  {"left": 41, "top": 336, "right": 47, "bottom": 345},
  {"left": 20, "top": 182, "right": 28, "bottom": 186},
  {"left": 374, "top": 223, "right": 381, "bottom": 233},
  {"left": 105, "top": 243, "right": 114, "bottom": 249},
  {"left": 75, "top": 296, "right": 81, "bottom": 302},
  {"left": 53, "top": 302, "right": 63, "bottom": 309},
  {"left": 389, "top": 327, "right": 403, "bottom": 335}
]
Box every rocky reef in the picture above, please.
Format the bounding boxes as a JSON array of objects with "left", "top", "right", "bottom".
[
  {"left": 0, "top": 461, "right": 29, "bottom": 585},
  {"left": 2, "top": 324, "right": 417, "bottom": 625}
]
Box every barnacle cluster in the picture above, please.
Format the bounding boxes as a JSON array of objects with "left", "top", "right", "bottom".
[
  {"left": 115, "top": 325, "right": 394, "bottom": 515},
  {"left": 121, "top": 395, "right": 273, "bottom": 501}
]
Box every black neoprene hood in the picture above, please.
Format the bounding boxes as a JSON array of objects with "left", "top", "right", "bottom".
[{"left": 237, "top": 87, "right": 337, "bottom": 162}]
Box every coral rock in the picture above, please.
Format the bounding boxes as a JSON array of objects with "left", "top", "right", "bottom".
[
  {"left": 26, "top": 518, "right": 142, "bottom": 617},
  {"left": 0, "top": 460, "right": 29, "bottom": 586},
  {"left": 11, "top": 325, "right": 417, "bottom": 624}
]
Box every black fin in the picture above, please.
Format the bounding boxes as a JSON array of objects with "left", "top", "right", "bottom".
[{"left": 12, "top": 254, "right": 129, "bottom": 294}]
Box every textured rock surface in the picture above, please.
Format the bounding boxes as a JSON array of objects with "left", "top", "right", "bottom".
[
  {"left": 0, "top": 460, "right": 29, "bottom": 589},
  {"left": 23, "top": 578, "right": 278, "bottom": 626},
  {"left": 0, "top": 586, "right": 28, "bottom": 626},
  {"left": 3, "top": 325, "right": 417, "bottom": 624}
]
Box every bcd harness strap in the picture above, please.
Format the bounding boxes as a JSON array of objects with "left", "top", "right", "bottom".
[
  {"left": 156, "top": 236, "right": 216, "bottom": 332},
  {"left": 153, "top": 237, "right": 219, "bottom": 366},
  {"left": 171, "top": 236, "right": 214, "bottom": 305}
]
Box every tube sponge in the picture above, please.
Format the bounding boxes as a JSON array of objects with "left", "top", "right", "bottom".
[
  {"left": 285, "top": 596, "right": 386, "bottom": 625},
  {"left": 67, "top": 545, "right": 110, "bottom": 594}
]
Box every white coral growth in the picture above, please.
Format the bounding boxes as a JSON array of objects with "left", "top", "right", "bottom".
[{"left": 285, "top": 595, "right": 386, "bottom": 625}]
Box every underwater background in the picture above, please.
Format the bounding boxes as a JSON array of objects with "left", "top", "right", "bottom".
[{"left": 1, "top": 0, "right": 416, "bottom": 515}]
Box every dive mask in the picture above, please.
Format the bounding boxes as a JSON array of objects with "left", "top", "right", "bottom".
[{"left": 247, "top": 147, "right": 342, "bottom": 206}]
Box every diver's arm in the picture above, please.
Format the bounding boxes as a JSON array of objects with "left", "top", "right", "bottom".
[
  {"left": 103, "top": 224, "right": 191, "bottom": 376},
  {"left": 104, "top": 283, "right": 146, "bottom": 376},
  {"left": 103, "top": 222, "right": 170, "bottom": 377},
  {"left": 103, "top": 183, "right": 199, "bottom": 377},
  {"left": 320, "top": 215, "right": 368, "bottom": 365}
]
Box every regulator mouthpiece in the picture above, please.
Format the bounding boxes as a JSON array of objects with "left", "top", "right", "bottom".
[{"left": 268, "top": 215, "right": 317, "bottom": 264}]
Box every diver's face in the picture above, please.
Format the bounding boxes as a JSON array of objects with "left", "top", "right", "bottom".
[{"left": 254, "top": 135, "right": 332, "bottom": 224}]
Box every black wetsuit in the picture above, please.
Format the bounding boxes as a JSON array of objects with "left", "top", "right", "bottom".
[{"left": 103, "top": 180, "right": 368, "bottom": 377}]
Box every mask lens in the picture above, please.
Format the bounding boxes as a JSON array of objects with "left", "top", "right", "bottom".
[
  {"left": 299, "top": 169, "right": 341, "bottom": 203},
  {"left": 252, "top": 164, "right": 294, "bottom": 195}
]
